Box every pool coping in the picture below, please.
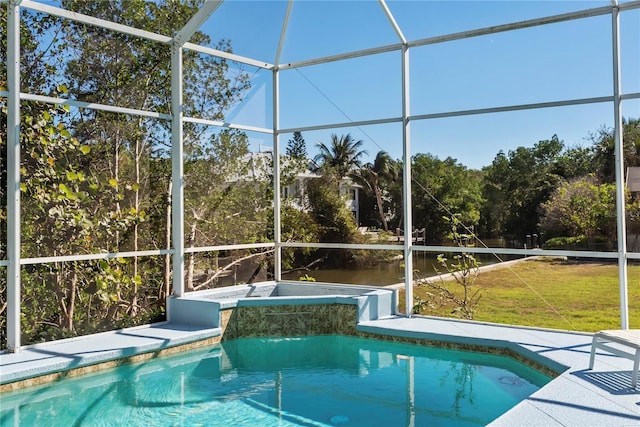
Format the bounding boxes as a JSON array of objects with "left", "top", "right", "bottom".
[
  {"left": 0, "top": 322, "right": 222, "bottom": 390},
  {"left": 2, "top": 315, "right": 640, "bottom": 425}
]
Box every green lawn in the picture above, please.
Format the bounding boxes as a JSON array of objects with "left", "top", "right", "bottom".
[{"left": 402, "top": 258, "right": 640, "bottom": 332}]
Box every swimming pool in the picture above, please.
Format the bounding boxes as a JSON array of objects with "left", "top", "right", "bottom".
[{"left": 0, "top": 335, "right": 551, "bottom": 426}]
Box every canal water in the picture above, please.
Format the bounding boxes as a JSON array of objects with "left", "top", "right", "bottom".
[{"left": 282, "top": 252, "right": 515, "bottom": 286}]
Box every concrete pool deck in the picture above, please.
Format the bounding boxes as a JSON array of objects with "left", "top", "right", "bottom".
[{"left": 2, "top": 316, "right": 640, "bottom": 426}]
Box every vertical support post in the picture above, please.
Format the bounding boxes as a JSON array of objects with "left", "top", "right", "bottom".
[
  {"left": 170, "top": 43, "right": 185, "bottom": 298},
  {"left": 273, "top": 68, "right": 282, "bottom": 282},
  {"left": 611, "top": 4, "right": 629, "bottom": 329},
  {"left": 7, "top": 0, "right": 22, "bottom": 352},
  {"left": 401, "top": 45, "right": 413, "bottom": 317}
]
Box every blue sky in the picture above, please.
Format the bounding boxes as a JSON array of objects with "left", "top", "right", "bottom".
[{"left": 203, "top": 1, "right": 640, "bottom": 170}]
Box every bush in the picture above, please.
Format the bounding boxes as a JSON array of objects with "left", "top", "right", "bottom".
[{"left": 543, "top": 235, "right": 612, "bottom": 251}]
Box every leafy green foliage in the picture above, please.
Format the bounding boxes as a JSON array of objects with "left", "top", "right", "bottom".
[
  {"left": 273, "top": 205, "right": 320, "bottom": 270},
  {"left": 350, "top": 150, "right": 395, "bottom": 231},
  {"left": 313, "top": 133, "right": 366, "bottom": 178},
  {"left": 182, "top": 129, "right": 274, "bottom": 290},
  {"left": 592, "top": 118, "right": 640, "bottom": 183},
  {"left": 480, "top": 121, "right": 640, "bottom": 246},
  {"left": 0, "top": 0, "right": 254, "bottom": 347},
  {"left": 481, "top": 136, "right": 564, "bottom": 240},
  {"left": 304, "top": 175, "right": 364, "bottom": 267},
  {"left": 286, "top": 131, "right": 307, "bottom": 160},
  {"left": 11, "top": 102, "right": 160, "bottom": 345},
  {"left": 412, "top": 154, "right": 482, "bottom": 243},
  {"left": 21, "top": 102, "right": 138, "bottom": 257},
  {"left": 540, "top": 176, "right": 617, "bottom": 248}
]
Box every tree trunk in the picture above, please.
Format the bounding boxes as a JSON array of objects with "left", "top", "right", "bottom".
[
  {"left": 66, "top": 267, "right": 77, "bottom": 331},
  {"left": 52, "top": 261, "right": 69, "bottom": 330},
  {"left": 129, "top": 134, "right": 141, "bottom": 316},
  {"left": 186, "top": 220, "right": 197, "bottom": 292},
  {"left": 374, "top": 185, "right": 388, "bottom": 232},
  {"left": 113, "top": 131, "right": 121, "bottom": 248}
]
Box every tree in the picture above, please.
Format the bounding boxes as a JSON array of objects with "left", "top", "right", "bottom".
[
  {"left": 553, "top": 145, "right": 595, "bottom": 179},
  {"left": 2, "top": 8, "right": 153, "bottom": 343},
  {"left": 304, "top": 175, "right": 363, "bottom": 267},
  {"left": 17, "top": 99, "right": 148, "bottom": 340},
  {"left": 412, "top": 154, "right": 482, "bottom": 242},
  {"left": 350, "top": 151, "right": 394, "bottom": 231},
  {"left": 540, "top": 176, "right": 617, "bottom": 248},
  {"left": 271, "top": 204, "right": 320, "bottom": 272},
  {"left": 0, "top": 6, "right": 67, "bottom": 94},
  {"left": 303, "top": 133, "right": 367, "bottom": 252},
  {"left": 591, "top": 118, "right": 640, "bottom": 183},
  {"left": 385, "top": 158, "right": 404, "bottom": 230},
  {"left": 281, "top": 131, "right": 309, "bottom": 191},
  {"left": 481, "top": 136, "right": 563, "bottom": 241},
  {"left": 62, "top": 0, "right": 252, "bottom": 285},
  {"left": 1, "top": 5, "right": 69, "bottom": 259},
  {"left": 60, "top": 0, "right": 251, "bottom": 293},
  {"left": 313, "top": 133, "right": 366, "bottom": 178},
  {"left": 286, "top": 131, "right": 307, "bottom": 160},
  {"left": 183, "top": 129, "right": 273, "bottom": 290},
  {"left": 0, "top": 1, "right": 254, "bottom": 345}
]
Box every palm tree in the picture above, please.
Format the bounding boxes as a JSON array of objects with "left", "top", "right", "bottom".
[
  {"left": 350, "top": 150, "right": 393, "bottom": 231},
  {"left": 314, "top": 133, "right": 366, "bottom": 178},
  {"left": 592, "top": 118, "right": 640, "bottom": 183}
]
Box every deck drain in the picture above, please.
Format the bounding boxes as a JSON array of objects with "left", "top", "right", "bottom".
[{"left": 330, "top": 415, "right": 350, "bottom": 424}]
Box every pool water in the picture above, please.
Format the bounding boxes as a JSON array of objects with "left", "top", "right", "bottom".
[{"left": 0, "top": 335, "right": 551, "bottom": 426}]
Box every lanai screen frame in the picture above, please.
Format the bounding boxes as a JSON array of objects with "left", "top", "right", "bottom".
[{"left": 2, "top": 0, "right": 640, "bottom": 352}]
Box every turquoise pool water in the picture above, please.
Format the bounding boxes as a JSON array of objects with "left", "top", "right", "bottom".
[{"left": 0, "top": 335, "right": 551, "bottom": 426}]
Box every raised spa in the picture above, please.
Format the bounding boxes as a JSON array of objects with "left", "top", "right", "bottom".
[{"left": 167, "top": 281, "right": 399, "bottom": 332}]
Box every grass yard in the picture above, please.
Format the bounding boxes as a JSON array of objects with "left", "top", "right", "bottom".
[{"left": 402, "top": 257, "right": 640, "bottom": 332}]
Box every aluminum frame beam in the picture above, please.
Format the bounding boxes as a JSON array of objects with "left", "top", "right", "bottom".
[
  {"left": 408, "top": 5, "right": 615, "bottom": 49},
  {"left": 22, "top": 0, "right": 172, "bottom": 44},
  {"left": 170, "top": 45, "right": 185, "bottom": 299},
  {"left": 278, "top": 43, "right": 402, "bottom": 70},
  {"left": 401, "top": 45, "right": 413, "bottom": 317},
  {"left": 6, "top": 0, "right": 22, "bottom": 352},
  {"left": 185, "top": 242, "right": 275, "bottom": 254},
  {"left": 277, "top": 117, "right": 403, "bottom": 135},
  {"left": 183, "top": 116, "right": 272, "bottom": 135},
  {"left": 273, "top": 68, "right": 282, "bottom": 282},
  {"left": 174, "top": 0, "right": 222, "bottom": 47},
  {"left": 280, "top": 242, "right": 405, "bottom": 251},
  {"left": 378, "top": 0, "right": 407, "bottom": 44},
  {"left": 611, "top": 4, "right": 629, "bottom": 329},
  {"left": 411, "top": 96, "right": 615, "bottom": 121},
  {"left": 21, "top": 250, "right": 172, "bottom": 266},
  {"left": 184, "top": 42, "right": 273, "bottom": 69},
  {"left": 20, "top": 93, "right": 172, "bottom": 120},
  {"left": 274, "top": 0, "right": 293, "bottom": 66}
]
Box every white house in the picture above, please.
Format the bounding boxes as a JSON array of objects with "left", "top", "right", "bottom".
[{"left": 232, "top": 150, "right": 361, "bottom": 223}]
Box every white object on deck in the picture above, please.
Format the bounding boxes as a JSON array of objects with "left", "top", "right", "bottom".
[{"left": 589, "top": 329, "right": 640, "bottom": 388}]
